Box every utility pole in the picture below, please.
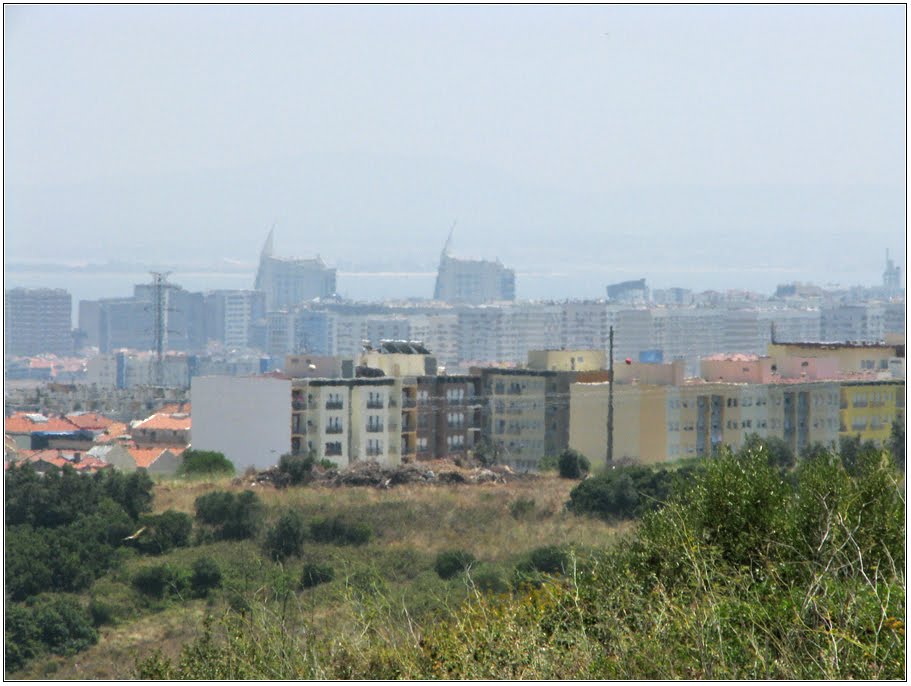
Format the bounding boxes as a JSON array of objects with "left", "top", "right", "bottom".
[
  {"left": 607, "top": 325, "right": 614, "bottom": 464},
  {"left": 150, "top": 271, "right": 171, "bottom": 387}
]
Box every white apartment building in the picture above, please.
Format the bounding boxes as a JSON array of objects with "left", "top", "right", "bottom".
[{"left": 191, "top": 375, "right": 292, "bottom": 471}]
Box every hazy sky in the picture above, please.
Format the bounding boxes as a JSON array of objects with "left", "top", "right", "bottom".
[{"left": 3, "top": 4, "right": 906, "bottom": 297}]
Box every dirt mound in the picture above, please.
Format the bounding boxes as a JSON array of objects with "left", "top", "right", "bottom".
[{"left": 234, "top": 459, "right": 535, "bottom": 489}]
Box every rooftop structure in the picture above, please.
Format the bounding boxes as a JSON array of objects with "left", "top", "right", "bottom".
[
  {"left": 254, "top": 229, "right": 337, "bottom": 310},
  {"left": 432, "top": 226, "right": 515, "bottom": 304}
]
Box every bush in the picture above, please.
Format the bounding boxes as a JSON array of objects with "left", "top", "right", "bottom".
[
  {"left": 509, "top": 497, "right": 536, "bottom": 520},
  {"left": 190, "top": 557, "right": 222, "bottom": 597},
  {"left": 739, "top": 433, "right": 795, "bottom": 470},
  {"left": 132, "top": 564, "right": 189, "bottom": 600},
  {"left": 567, "top": 464, "right": 683, "bottom": 521},
  {"left": 526, "top": 545, "right": 569, "bottom": 575},
  {"left": 468, "top": 564, "right": 510, "bottom": 594},
  {"left": 194, "top": 491, "right": 263, "bottom": 541},
  {"left": 309, "top": 516, "right": 372, "bottom": 546},
  {"left": 178, "top": 450, "right": 235, "bottom": 478},
  {"left": 300, "top": 562, "right": 335, "bottom": 588},
  {"left": 134, "top": 510, "right": 193, "bottom": 555},
  {"left": 265, "top": 510, "right": 308, "bottom": 561},
  {"left": 537, "top": 455, "right": 559, "bottom": 472},
  {"left": 434, "top": 550, "right": 477, "bottom": 579},
  {"left": 557, "top": 449, "right": 591, "bottom": 479},
  {"left": 278, "top": 452, "right": 315, "bottom": 486},
  {"left": 31, "top": 594, "right": 97, "bottom": 656}
]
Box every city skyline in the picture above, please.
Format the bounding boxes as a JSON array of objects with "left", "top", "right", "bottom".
[{"left": 4, "top": 5, "right": 905, "bottom": 295}]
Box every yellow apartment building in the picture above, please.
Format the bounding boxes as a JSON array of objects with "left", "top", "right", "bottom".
[{"left": 838, "top": 379, "right": 905, "bottom": 445}]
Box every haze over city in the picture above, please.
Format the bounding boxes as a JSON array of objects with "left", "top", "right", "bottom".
[{"left": 4, "top": 4, "right": 905, "bottom": 302}]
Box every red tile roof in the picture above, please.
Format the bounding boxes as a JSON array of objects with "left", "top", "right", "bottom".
[
  {"left": 4, "top": 413, "right": 80, "bottom": 434},
  {"left": 134, "top": 413, "right": 191, "bottom": 431},
  {"left": 129, "top": 447, "right": 168, "bottom": 469},
  {"left": 65, "top": 412, "right": 116, "bottom": 431}
]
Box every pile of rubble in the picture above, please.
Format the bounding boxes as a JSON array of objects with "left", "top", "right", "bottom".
[{"left": 235, "top": 459, "right": 531, "bottom": 489}]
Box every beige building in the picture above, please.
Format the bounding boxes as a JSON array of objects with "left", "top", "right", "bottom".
[
  {"left": 570, "top": 378, "right": 842, "bottom": 469},
  {"left": 527, "top": 349, "right": 606, "bottom": 372},
  {"left": 291, "top": 377, "right": 400, "bottom": 468}
]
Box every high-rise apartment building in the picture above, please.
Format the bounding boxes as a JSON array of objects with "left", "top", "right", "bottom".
[
  {"left": 5, "top": 288, "right": 73, "bottom": 356},
  {"left": 254, "top": 230, "right": 337, "bottom": 310},
  {"left": 432, "top": 230, "right": 515, "bottom": 304}
]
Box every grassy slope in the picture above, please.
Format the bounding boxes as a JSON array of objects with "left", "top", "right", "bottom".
[{"left": 13, "top": 474, "right": 623, "bottom": 680}]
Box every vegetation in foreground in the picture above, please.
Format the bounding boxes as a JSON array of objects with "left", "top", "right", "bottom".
[{"left": 5, "top": 432, "right": 904, "bottom": 680}]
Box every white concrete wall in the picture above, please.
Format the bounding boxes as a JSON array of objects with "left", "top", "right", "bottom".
[{"left": 191, "top": 375, "right": 291, "bottom": 471}]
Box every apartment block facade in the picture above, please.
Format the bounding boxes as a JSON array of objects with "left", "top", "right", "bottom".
[{"left": 5, "top": 288, "right": 72, "bottom": 357}]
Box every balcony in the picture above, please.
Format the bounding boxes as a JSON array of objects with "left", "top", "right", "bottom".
[
  {"left": 292, "top": 400, "right": 306, "bottom": 411},
  {"left": 367, "top": 399, "right": 384, "bottom": 409},
  {"left": 366, "top": 424, "right": 385, "bottom": 433},
  {"left": 388, "top": 398, "right": 398, "bottom": 408},
  {"left": 365, "top": 447, "right": 383, "bottom": 457},
  {"left": 326, "top": 401, "right": 344, "bottom": 410},
  {"left": 402, "top": 398, "right": 417, "bottom": 409},
  {"left": 326, "top": 426, "right": 344, "bottom": 434}
]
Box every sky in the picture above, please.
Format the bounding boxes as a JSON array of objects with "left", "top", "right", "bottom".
[{"left": 3, "top": 4, "right": 906, "bottom": 299}]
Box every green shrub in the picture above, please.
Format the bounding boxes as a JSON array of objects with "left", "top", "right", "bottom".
[
  {"left": 87, "top": 597, "right": 116, "bottom": 627},
  {"left": 434, "top": 550, "right": 477, "bottom": 579},
  {"left": 134, "top": 510, "right": 193, "bottom": 555},
  {"left": 190, "top": 557, "right": 222, "bottom": 597},
  {"left": 309, "top": 516, "right": 372, "bottom": 546},
  {"left": 557, "top": 449, "right": 590, "bottom": 479},
  {"left": 300, "top": 562, "right": 335, "bottom": 588},
  {"left": 132, "top": 564, "right": 189, "bottom": 600},
  {"left": 537, "top": 455, "right": 559, "bottom": 472},
  {"left": 278, "top": 452, "right": 315, "bottom": 485},
  {"left": 509, "top": 497, "right": 536, "bottom": 520},
  {"left": 194, "top": 491, "right": 263, "bottom": 541},
  {"left": 739, "top": 433, "right": 795, "bottom": 469},
  {"left": 178, "top": 449, "right": 235, "bottom": 478},
  {"left": 265, "top": 510, "right": 308, "bottom": 561},
  {"left": 31, "top": 594, "right": 97, "bottom": 656},
  {"left": 468, "top": 564, "right": 510, "bottom": 594},
  {"left": 567, "top": 464, "right": 681, "bottom": 521},
  {"left": 526, "top": 545, "right": 568, "bottom": 575},
  {"left": 5, "top": 603, "right": 41, "bottom": 673}
]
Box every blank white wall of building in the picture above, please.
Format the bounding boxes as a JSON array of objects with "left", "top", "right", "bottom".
[{"left": 191, "top": 376, "right": 291, "bottom": 471}]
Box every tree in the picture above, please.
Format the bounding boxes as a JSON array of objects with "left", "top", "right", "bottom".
[
  {"left": 557, "top": 449, "right": 591, "bottom": 479},
  {"left": 474, "top": 438, "right": 501, "bottom": 468},
  {"left": 888, "top": 415, "right": 904, "bottom": 472},
  {"left": 277, "top": 451, "right": 316, "bottom": 486},
  {"left": 194, "top": 490, "right": 263, "bottom": 541},
  {"left": 739, "top": 433, "right": 795, "bottom": 470},
  {"left": 190, "top": 557, "right": 223, "bottom": 597},
  {"left": 178, "top": 450, "right": 235, "bottom": 478},
  {"left": 264, "top": 510, "right": 308, "bottom": 561},
  {"left": 434, "top": 550, "right": 477, "bottom": 579}
]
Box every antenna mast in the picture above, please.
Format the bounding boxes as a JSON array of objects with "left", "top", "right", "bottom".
[{"left": 150, "top": 271, "right": 171, "bottom": 387}]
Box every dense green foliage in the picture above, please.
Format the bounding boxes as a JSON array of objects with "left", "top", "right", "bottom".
[
  {"left": 300, "top": 562, "right": 335, "bottom": 589},
  {"left": 888, "top": 415, "right": 904, "bottom": 471},
  {"left": 190, "top": 557, "right": 223, "bottom": 597},
  {"left": 178, "top": 450, "right": 235, "bottom": 478},
  {"left": 133, "top": 510, "right": 193, "bottom": 555},
  {"left": 194, "top": 490, "right": 263, "bottom": 541},
  {"left": 567, "top": 462, "right": 697, "bottom": 520},
  {"left": 264, "top": 510, "right": 308, "bottom": 561},
  {"left": 135, "top": 441, "right": 904, "bottom": 680},
  {"left": 278, "top": 452, "right": 316, "bottom": 485},
  {"left": 434, "top": 550, "right": 477, "bottom": 579},
  {"left": 132, "top": 564, "right": 190, "bottom": 600},
  {"left": 308, "top": 516, "right": 372, "bottom": 546},
  {"left": 4, "top": 595, "right": 97, "bottom": 673},
  {"left": 557, "top": 449, "right": 590, "bottom": 479}
]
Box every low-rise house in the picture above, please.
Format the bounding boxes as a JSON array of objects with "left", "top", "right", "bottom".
[
  {"left": 131, "top": 413, "right": 191, "bottom": 448},
  {"left": 4, "top": 412, "right": 80, "bottom": 449}
]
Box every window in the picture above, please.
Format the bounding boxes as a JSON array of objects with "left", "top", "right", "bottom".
[
  {"left": 326, "top": 417, "right": 343, "bottom": 434},
  {"left": 367, "top": 415, "right": 384, "bottom": 432},
  {"left": 325, "top": 441, "right": 342, "bottom": 456},
  {"left": 447, "top": 434, "right": 465, "bottom": 449},
  {"left": 366, "top": 438, "right": 383, "bottom": 456},
  {"left": 417, "top": 437, "right": 428, "bottom": 451}
]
